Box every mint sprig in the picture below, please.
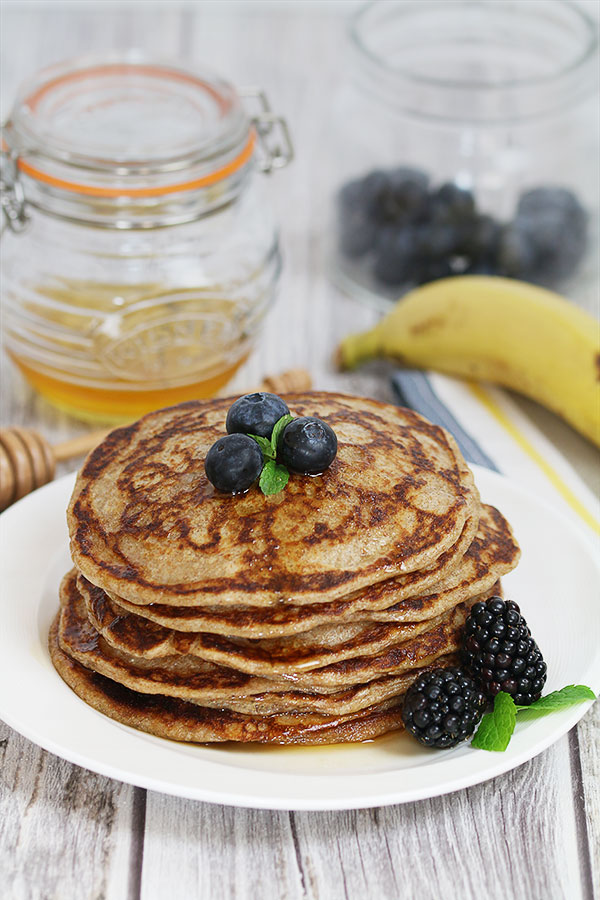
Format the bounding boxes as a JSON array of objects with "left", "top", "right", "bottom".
[
  {"left": 270, "top": 414, "right": 294, "bottom": 453},
  {"left": 251, "top": 435, "right": 275, "bottom": 459},
  {"left": 471, "top": 685, "right": 596, "bottom": 752},
  {"left": 515, "top": 685, "right": 596, "bottom": 720},
  {"left": 472, "top": 692, "right": 516, "bottom": 752},
  {"left": 250, "top": 414, "right": 294, "bottom": 496},
  {"left": 259, "top": 460, "right": 290, "bottom": 495}
]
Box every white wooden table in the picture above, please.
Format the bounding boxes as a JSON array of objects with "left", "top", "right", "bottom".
[{"left": 1, "top": 4, "right": 598, "bottom": 899}]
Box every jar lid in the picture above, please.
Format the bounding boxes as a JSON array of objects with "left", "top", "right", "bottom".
[
  {"left": 349, "top": 0, "right": 599, "bottom": 123},
  {"left": 1, "top": 54, "right": 292, "bottom": 226}
]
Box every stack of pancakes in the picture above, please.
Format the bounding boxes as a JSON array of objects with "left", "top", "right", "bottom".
[{"left": 50, "top": 393, "right": 520, "bottom": 744}]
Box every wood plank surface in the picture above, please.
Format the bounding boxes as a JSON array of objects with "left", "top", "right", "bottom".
[
  {"left": 0, "top": 720, "right": 138, "bottom": 900},
  {"left": 0, "top": 4, "right": 598, "bottom": 900},
  {"left": 139, "top": 737, "right": 586, "bottom": 900},
  {"left": 576, "top": 703, "right": 600, "bottom": 893}
]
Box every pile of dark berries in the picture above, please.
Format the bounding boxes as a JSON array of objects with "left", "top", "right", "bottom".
[
  {"left": 402, "top": 596, "right": 548, "bottom": 750},
  {"left": 337, "top": 168, "right": 587, "bottom": 290},
  {"left": 402, "top": 667, "right": 487, "bottom": 749},
  {"left": 461, "top": 597, "right": 547, "bottom": 706},
  {"left": 205, "top": 392, "right": 337, "bottom": 494}
]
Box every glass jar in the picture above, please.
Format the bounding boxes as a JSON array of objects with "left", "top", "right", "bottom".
[
  {"left": 1, "top": 55, "right": 293, "bottom": 422},
  {"left": 329, "top": 0, "right": 599, "bottom": 309}
]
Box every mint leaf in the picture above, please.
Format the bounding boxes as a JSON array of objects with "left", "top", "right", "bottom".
[
  {"left": 249, "top": 434, "right": 276, "bottom": 460},
  {"left": 259, "top": 460, "right": 289, "bottom": 495},
  {"left": 470, "top": 685, "right": 596, "bottom": 751},
  {"left": 270, "top": 414, "right": 294, "bottom": 455},
  {"left": 472, "top": 692, "right": 517, "bottom": 752},
  {"left": 516, "top": 685, "right": 596, "bottom": 720},
  {"left": 251, "top": 417, "right": 294, "bottom": 496}
]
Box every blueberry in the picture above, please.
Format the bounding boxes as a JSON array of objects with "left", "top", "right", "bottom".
[
  {"left": 373, "top": 226, "right": 418, "bottom": 285},
  {"left": 432, "top": 183, "right": 476, "bottom": 223},
  {"left": 526, "top": 210, "right": 585, "bottom": 282},
  {"left": 353, "top": 170, "right": 391, "bottom": 221},
  {"left": 462, "top": 214, "right": 502, "bottom": 262},
  {"left": 512, "top": 186, "right": 587, "bottom": 284},
  {"left": 378, "top": 168, "right": 430, "bottom": 223},
  {"left": 465, "top": 260, "right": 496, "bottom": 275},
  {"left": 498, "top": 210, "right": 584, "bottom": 286},
  {"left": 416, "top": 222, "right": 462, "bottom": 259},
  {"left": 338, "top": 211, "right": 378, "bottom": 258},
  {"left": 497, "top": 222, "right": 538, "bottom": 280},
  {"left": 517, "top": 187, "right": 585, "bottom": 224},
  {"left": 337, "top": 173, "right": 390, "bottom": 257},
  {"left": 204, "top": 434, "right": 263, "bottom": 494},
  {"left": 388, "top": 166, "right": 429, "bottom": 191},
  {"left": 226, "top": 392, "right": 290, "bottom": 439},
  {"left": 416, "top": 257, "right": 454, "bottom": 285},
  {"left": 279, "top": 417, "right": 337, "bottom": 474}
]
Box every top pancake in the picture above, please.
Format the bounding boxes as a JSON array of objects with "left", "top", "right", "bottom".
[{"left": 68, "top": 392, "right": 475, "bottom": 607}]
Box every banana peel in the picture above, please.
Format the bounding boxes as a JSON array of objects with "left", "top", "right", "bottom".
[{"left": 337, "top": 275, "right": 600, "bottom": 447}]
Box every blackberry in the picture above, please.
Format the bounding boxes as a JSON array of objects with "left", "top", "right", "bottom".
[
  {"left": 461, "top": 597, "right": 547, "bottom": 705},
  {"left": 402, "top": 667, "right": 486, "bottom": 749}
]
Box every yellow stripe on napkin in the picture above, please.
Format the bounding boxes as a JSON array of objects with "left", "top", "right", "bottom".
[{"left": 468, "top": 382, "right": 600, "bottom": 536}]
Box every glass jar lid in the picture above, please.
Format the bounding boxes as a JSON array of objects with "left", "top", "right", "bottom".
[
  {"left": 1, "top": 53, "right": 293, "bottom": 228},
  {"left": 350, "top": 0, "right": 599, "bottom": 123}
]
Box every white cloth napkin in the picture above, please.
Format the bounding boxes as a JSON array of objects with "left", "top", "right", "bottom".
[{"left": 391, "top": 370, "right": 600, "bottom": 542}]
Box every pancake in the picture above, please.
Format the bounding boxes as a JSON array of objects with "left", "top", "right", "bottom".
[
  {"left": 55, "top": 576, "right": 464, "bottom": 716},
  {"left": 53, "top": 575, "right": 476, "bottom": 721},
  {"left": 188, "top": 658, "right": 461, "bottom": 715},
  {"left": 363, "top": 505, "right": 519, "bottom": 622},
  {"left": 68, "top": 393, "right": 477, "bottom": 608},
  {"left": 103, "top": 503, "right": 516, "bottom": 641},
  {"left": 50, "top": 391, "right": 522, "bottom": 746},
  {"left": 50, "top": 623, "right": 409, "bottom": 744},
  {"left": 79, "top": 500, "right": 516, "bottom": 675},
  {"left": 260, "top": 600, "right": 479, "bottom": 692},
  {"left": 81, "top": 570, "right": 451, "bottom": 674},
  {"left": 57, "top": 570, "right": 477, "bottom": 704}
]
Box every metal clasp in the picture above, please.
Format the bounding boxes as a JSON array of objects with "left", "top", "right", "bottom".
[
  {"left": 240, "top": 88, "right": 294, "bottom": 174},
  {"left": 0, "top": 150, "right": 30, "bottom": 234}
]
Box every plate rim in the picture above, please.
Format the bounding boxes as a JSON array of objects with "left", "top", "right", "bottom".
[{"left": 0, "top": 466, "right": 598, "bottom": 811}]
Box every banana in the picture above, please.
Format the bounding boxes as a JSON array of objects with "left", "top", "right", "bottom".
[{"left": 337, "top": 275, "right": 600, "bottom": 447}]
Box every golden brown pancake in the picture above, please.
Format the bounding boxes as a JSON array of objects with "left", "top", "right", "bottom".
[
  {"left": 80, "top": 570, "right": 449, "bottom": 674},
  {"left": 57, "top": 570, "right": 479, "bottom": 702},
  {"left": 68, "top": 394, "right": 477, "bottom": 608},
  {"left": 50, "top": 392, "right": 522, "bottom": 745},
  {"left": 56, "top": 571, "right": 468, "bottom": 717},
  {"left": 50, "top": 622, "right": 409, "bottom": 744},
  {"left": 100, "top": 504, "right": 516, "bottom": 641}
]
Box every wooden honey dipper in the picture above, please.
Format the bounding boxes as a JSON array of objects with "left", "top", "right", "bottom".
[{"left": 0, "top": 367, "right": 312, "bottom": 512}]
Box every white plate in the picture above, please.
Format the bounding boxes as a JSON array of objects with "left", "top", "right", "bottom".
[{"left": 0, "top": 466, "right": 598, "bottom": 810}]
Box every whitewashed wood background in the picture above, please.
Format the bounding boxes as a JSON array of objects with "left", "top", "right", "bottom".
[{"left": 1, "top": 4, "right": 598, "bottom": 900}]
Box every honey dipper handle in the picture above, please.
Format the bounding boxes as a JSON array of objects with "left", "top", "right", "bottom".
[{"left": 53, "top": 428, "right": 112, "bottom": 462}]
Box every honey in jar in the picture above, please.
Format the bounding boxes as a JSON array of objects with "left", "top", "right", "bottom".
[{"left": 1, "top": 56, "right": 292, "bottom": 422}]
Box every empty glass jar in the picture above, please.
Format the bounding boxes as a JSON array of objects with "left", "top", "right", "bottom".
[
  {"left": 1, "top": 55, "right": 293, "bottom": 421},
  {"left": 329, "top": 0, "right": 599, "bottom": 308}
]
